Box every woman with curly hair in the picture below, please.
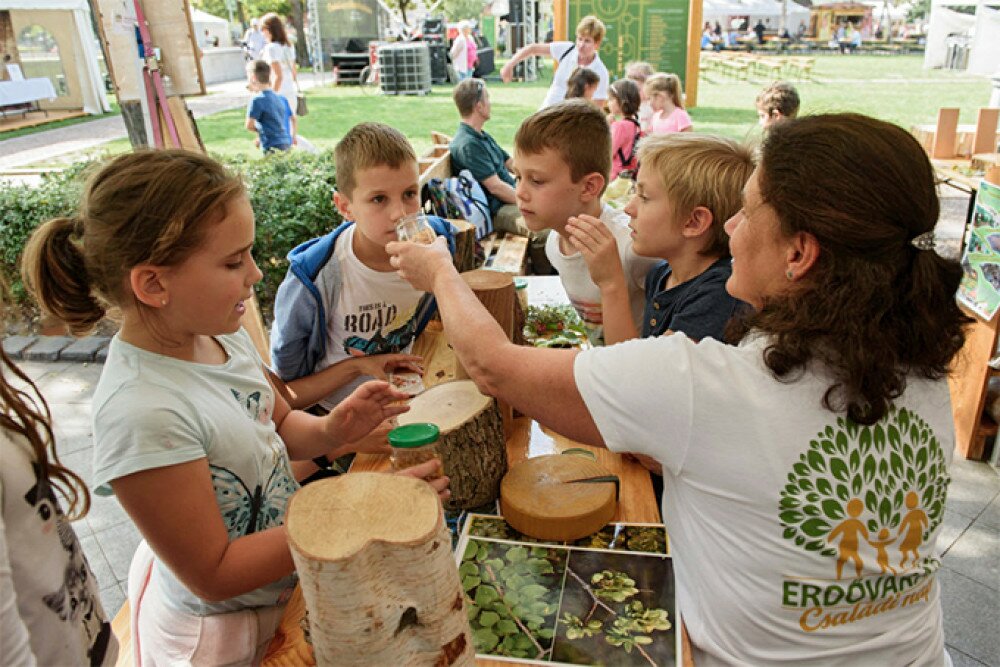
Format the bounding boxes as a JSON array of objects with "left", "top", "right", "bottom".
[{"left": 388, "top": 113, "right": 968, "bottom": 664}]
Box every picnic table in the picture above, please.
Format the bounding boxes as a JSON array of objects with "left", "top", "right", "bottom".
[
  {"left": 0, "top": 77, "right": 56, "bottom": 118},
  {"left": 262, "top": 276, "right": 692, "bottom": 667}
]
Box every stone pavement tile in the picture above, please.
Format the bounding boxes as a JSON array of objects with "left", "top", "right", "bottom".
[
  {"left": 97, "top": 520, "right": 142, "bottom": 584},
  {"left": 95, "top": 346, "right": 109, "bottom": 363},
  {"left": 61, "top": 337, "right": 109, "bottom": 362},
  {"left": 947, "top": 458, "right": 1000, "bottom": 521},
  {"left": 947, "top": 645, "right": 988, "bottom": 667},
  {"left": 938, "top": 567, "right": 1000, "bottom": 664},
  {"left": 2, "top": 335, "right": 37, "bottom": 359},
  {"left": 86, "top": 492, "right": 131, "bottom": 536},
  {"left": 99, "top": 582, "right": 127, "bottom": 619},
  {"left": 36, "top": 362, "right": 104, "bottom": 404},
  {"left": 48, "top": 402, "right": 94, "bottom": 452},
  {"left": 978, "top": 494, "right": 1000, "bottom": 531},
  {"left": 23, "top": 336, "right": 73, "bottom": 361},
  {"left": 941, "top": 521, "right": 1000, "bottom": 591},
  {"left": 7, "top": 360, "right": 70, "bottom": 393},
  {"left": 79, "top": 533, "right": 115, "bottom": 594},
  {"left": 938, "top": 508, "right": 975, "bottom": 556}
]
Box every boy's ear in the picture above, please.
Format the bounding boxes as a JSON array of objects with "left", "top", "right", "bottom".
[
  {"left": 333, "top": 191, "right": 354, "bottom": 220},
  {"left": 682, "top": 206, "right": 714, "bottom": 238},
  {"left": 129, "top": 265, "right": 169, "bottom": 308},
  {"left": 578, "top": 172, "right": 606, "bottom": 203}
]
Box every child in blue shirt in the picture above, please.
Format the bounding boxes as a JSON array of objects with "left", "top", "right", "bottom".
[
  {"left": 566, "top": 133, "right": 754, "bottom": 345},
  {"left": 245, "top": 60, "right": 292, "bottom": 153}
]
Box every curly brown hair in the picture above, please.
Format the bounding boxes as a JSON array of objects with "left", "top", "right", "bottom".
[{"left": 735, "top": 113, "right": 970, "bottom": 424}]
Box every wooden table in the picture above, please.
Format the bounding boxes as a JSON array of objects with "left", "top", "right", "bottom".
[{"left": 264, "top": 277, "right": 691, "bottom": 666}]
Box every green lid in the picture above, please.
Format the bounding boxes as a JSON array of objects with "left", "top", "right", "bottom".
[
  {"left": 514, "top": 278, "right": 527, "bottom": 290},
  {"left": 388, "top": 423, "right": 440, "bottom": 448}
]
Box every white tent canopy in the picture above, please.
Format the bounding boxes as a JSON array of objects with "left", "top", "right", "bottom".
[
  {"left": 1, "top": 0, "right": 110, "bottom": 114},
  {"left": 189, "top": 7, "right": 231, "bottom": 47},
  {"left": 924, "top": 0, "right": 1000, "bottom": 71},
  {"left": 703, "top": 0, "right": 811, "bottom": 29}
]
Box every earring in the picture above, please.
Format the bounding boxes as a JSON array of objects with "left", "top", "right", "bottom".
[
  {"left": 786, "top": 270, "right": 794, "bottom": 280},
  {"left": 161, "top": 299, "right": 167, "bottom": 306}
]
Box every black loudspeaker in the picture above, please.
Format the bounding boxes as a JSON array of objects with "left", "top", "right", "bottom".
[
  {"left": 428, "top": 42, "right": 448, "bottom": 83},
  {"left": 423, "top": 16, "right": 444, "bottom": 36}
]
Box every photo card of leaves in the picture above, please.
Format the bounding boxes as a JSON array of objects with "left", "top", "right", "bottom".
[{"left": 455, "top": 514, "right": 678, "bottom": 666}]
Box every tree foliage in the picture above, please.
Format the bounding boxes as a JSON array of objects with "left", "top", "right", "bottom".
[{"left": 439, "top": 0, "right": 487, "bottom": 22}]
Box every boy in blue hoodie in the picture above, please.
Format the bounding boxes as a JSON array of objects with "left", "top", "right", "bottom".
[
  {"left": 270, "top": 123, "right": 454, "bottom": 479},
  {"left": 270, "top": 122, "right": 454, "bottom": 414}
]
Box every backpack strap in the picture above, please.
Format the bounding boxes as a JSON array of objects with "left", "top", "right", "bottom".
[
  {"left": 558, "top": 44, "right": 575, "bottom": 64},
  {"left": 616, "top": 117, "right": 642, "bottom": 167}
]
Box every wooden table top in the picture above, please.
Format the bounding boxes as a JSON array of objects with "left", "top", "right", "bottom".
[{"left": 263, "top": 277, "right": 689, "bottom": 666}]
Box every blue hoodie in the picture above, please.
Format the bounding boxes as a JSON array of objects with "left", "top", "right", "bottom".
[{"left": 269, "top": 217, "right": 455, "bottom": 382}]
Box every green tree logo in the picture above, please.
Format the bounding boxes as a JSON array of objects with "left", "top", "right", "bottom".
[{"left": 779, "top": 407, "right": 949, "bottom": 572}]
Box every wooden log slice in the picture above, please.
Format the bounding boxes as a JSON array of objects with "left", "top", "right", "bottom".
[
  {"left": 398, "top": 380, "right": 507, "bottom": 510},
  {"left": 500, "top": 455, "right": 618, "bottom": 541},
  {"left": 286, "top": 473, "right": 474, "bottom": 667}
]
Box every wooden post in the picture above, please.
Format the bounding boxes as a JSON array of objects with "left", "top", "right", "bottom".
[
  {"left": 971, "top": 108, "right": 999, "bottom": 157},
  {"left": 685, "top": 0, "right": 703, "bottom": 109},
  {"left": 454, "top": 270, "right": 516, "bottom": 436},
  {"left": 286, "top": 473, "right": 474, "bottom": 666},
  {"left": 397, "top": 380, "right": 507, "bottom": 509},
  {"left": 949, "top": 167, "right": 1000, "bottom": 460},
  {"left": 931, "top": 108, "right": 960, "bottom": 159}
]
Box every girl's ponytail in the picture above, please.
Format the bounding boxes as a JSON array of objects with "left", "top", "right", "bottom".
[{"left": 22, "top": 216, "right": 106, "bottom": 336}]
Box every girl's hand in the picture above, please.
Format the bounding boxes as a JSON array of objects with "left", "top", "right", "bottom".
[
  {"left": 387, "top": 237, "right": 455, "bottom": 293},
  {"left": 325, "top": 380, "right": 409, "bottom": 448},
  {"left": 396, "top": 459, "right": 451, "bottom": 502},
  {"left": 566, "top": 215, "right": 625, "bottom": 289},
  {"left": 352, "top": 353, "right": 423, "bottom": 381}
]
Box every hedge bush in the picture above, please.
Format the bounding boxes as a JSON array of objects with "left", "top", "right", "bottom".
[{"left": 0, "top": 150, "right": 342, "bottom": 326}]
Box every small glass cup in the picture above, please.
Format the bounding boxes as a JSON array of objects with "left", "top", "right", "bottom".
[{"left": 395, "top": 213, "right": 437, "bottom": 244}]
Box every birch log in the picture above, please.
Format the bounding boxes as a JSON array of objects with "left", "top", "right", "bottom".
[
  {"left": 286, "top": 473, "right": 473, "bottom": 666},
  {"left": 398, "top": 380, "right": 507, "bottom": 510}
]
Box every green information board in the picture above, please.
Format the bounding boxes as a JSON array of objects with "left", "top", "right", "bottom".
[{"left": 567, "top": 0, "right": 690, "bottom": 87}]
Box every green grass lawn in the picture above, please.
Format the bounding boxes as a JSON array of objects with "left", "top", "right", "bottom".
[{"left": 29, "top": 54, "right": 998, "bottom": 162}]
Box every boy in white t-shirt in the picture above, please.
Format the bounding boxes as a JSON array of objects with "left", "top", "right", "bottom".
[
  {"left": 511, "top": 99, "right": 658, "bottom": 343},
  {"left": 269, "top": 123, "right": 454, "bottom": 476}
]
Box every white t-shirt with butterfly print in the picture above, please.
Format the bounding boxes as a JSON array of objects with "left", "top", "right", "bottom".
[{"left": 92, "top": 328, "right": 299, "bottom": 616}]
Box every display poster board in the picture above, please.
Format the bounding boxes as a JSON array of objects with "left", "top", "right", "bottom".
[
  {"left": 567, "top": 0, "right": 690, "bottom": 87},
  {"left": 455, "top": 514, "right": 679, "bottom": 666},
  {"left": 92, "top": 0, "right": 205, "bottom": 101},
  {"left": 958, "top": 179, "right": 1000, "bottom": 321}
]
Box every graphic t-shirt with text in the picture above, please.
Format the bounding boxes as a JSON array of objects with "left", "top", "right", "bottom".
[
  {"left": 317, "top": 224, "right": 423, "bottom": 409},
  {"left": 575, "top": 334, "right": 952, "bottom": 666}
]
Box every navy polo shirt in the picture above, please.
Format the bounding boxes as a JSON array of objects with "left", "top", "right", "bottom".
[
  {"left": 449, "top": 122, "right": 515, "bottom": 216},
  {"left": 642, "top": 257, "right": 744, "bottom": 341}
]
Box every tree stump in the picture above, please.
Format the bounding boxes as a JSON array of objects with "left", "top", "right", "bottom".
[
  {"left": 398, "top": 380, "right": 507, "bottom": 510},
  {"left": 286, "top": 473, "right": 474, "bottom": 667},
  {"left": 454, "top": 269, "right": 516, "bottom": 434}
]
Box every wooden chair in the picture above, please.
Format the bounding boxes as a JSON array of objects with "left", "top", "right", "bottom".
[{"left": 431, "top": 131, "right": 452, "bottom": 146}]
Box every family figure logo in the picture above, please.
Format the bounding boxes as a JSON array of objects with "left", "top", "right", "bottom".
[{"left": 777, "top": 407, "right": 950, "bottom": 632}]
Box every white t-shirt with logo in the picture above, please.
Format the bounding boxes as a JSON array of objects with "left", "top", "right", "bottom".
[
  {"left": 574, "top": 333, "right": 952, "bottom": 666},
  {"left": 1, "top": 431, "right": 118, "bottom": 666},
  {"left": 545, "top": 205, "right": 658, "bottom": 343},
  {"left": 542, "top": 41, "right": 610, "bottom": 108},
  {"left": 92, "top": 329, "right": 299, "bottom": 616},
  {"left": 316, "top": 224, "right": 424, "bottom": 409}
]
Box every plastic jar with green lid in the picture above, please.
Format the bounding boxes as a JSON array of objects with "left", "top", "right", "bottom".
[
  {"left": 514, "top": 278, "right": 529, "bottom": 311},
  {"left": 388, "top": 423, "right": 443, "bottom": 478}
]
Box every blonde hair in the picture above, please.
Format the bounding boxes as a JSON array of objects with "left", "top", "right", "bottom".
[
  {"left": 514, "top": 99, "right": 611, "bottom": 193},
  {"left": 576, "top": 15, "right": 606, "bottom": 43},
  {"left": 645, "top": 72, "right": 684, "bottom": 109},
  {"left": 334, "top": 122, "right": 417, "bottom": 197},
  {"left": 22, "top": 150, "right": 245, "bottom": 336},
  {"left": 625, "top": 61, "right": 654, "bottom": 83},
  {"left": 637, "top": 133, "right": 755, "bottom": 257}
]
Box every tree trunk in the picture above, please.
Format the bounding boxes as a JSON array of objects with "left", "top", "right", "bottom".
[
  {"left": 398, "top": 380, "right": 507, "bottom": 510},
  {"left": 286, "top": 473, "right": 474, "bottom": 666},
  {"left": 289, "top": 0, "right": 308, "bottom": 67},
  {"left": 454, "top": 269, "right": 516, "bottom": 435}
]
